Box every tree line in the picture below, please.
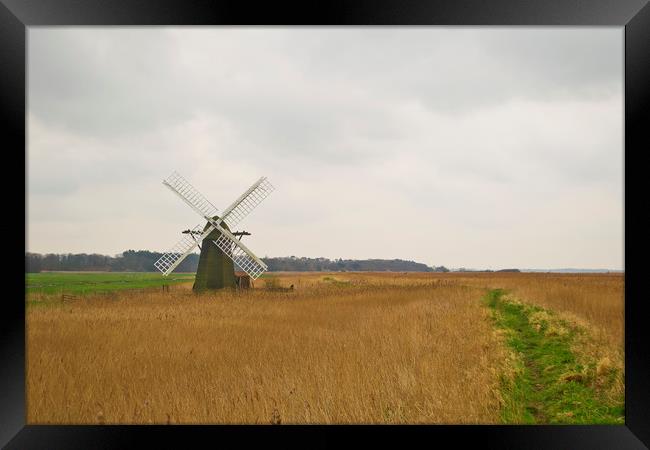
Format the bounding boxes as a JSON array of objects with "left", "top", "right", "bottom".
[
  {"left": 25, "top": 251, "right": 449, "bottom": 273},
  {"left": 263, "top": 256, "right": 447, "bottom": 272},
  {"left": 25, "top": 250, "right": 199, "bottom": 273}
]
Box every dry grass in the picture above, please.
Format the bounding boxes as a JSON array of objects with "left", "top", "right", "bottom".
[
  {"left": 26, "top": 271, "right": 624, "bottom": 424},
  {"left": 27, "top": 274, "right": 504, "bottom": 424},
  {"left": 482, "top": 273, "right": 623, "bottom": 346}
]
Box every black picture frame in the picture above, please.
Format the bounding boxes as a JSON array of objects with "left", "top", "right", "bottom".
[{"left": 3, "top": 0, "right": 648, "bottom": 448}]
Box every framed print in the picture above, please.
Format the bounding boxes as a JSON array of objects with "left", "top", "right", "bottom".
[{"left": 3, "top": 0, "right": 649, "bottom": 448}]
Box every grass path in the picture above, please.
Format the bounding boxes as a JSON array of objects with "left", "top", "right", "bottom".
[{"left": 484, "top": 289, "right": 624, "bottom": 424}]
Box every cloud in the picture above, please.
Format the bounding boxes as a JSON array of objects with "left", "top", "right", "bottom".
[{"left": 27, "top": 27, "right": 623, "bottom": 269}]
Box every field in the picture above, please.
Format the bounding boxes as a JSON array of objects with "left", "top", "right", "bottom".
[
  {"left": 26, "top": 272, "right": 195, "bottom": 296},
  {"left": 25, "top": 271, "right": 624, "bottom": 424}
]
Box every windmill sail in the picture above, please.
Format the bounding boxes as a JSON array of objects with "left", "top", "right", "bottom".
[
  {"left": 154, "top": 224, "right": 214, "bottom": 275},
  {"left": 220, "top": 177, "right": 274, "bottom": 229},
  {"left": 213, "top": 233, "right": 268, "bottom": 279},
  {"left": 162, "top": 171, "right": 219, "bottom": 220}
]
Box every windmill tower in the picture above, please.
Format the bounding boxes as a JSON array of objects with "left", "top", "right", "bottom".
[{"left": 153, "top": 171, "right": 274, "bottom": 291}]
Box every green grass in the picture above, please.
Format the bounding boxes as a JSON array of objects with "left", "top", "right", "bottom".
[
  {"left": 26, "top": 272, "right": 195, "bottom": 296},
  {"left": 484, "top": 288, "right": 624, "bottom": 424},
  {"left": 322, "top": 276, "right": 352, "bottom": 286}
]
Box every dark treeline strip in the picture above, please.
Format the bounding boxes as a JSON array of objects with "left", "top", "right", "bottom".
[
  {"left": 25, "top": 250, "right": 199, "bottom": 273},
  {"left": 25, "top": 251, "right": 449, "bottom": 273},
  {"left": 264, "top": 256, "right": 447, "bottom": 272}
]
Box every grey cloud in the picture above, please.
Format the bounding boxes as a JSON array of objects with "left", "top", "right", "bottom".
[
  {"left": 279, "top": 28, "right": 622, "bottom": 113},
  {"left": 29, "top": 29, "right": 193, "bottom": 138},
  {"left": 26, "top": 28, "right": 623, "bottom": 269},
  {"left": 29, "top": 28, "right": 620, "bottom": 143}
]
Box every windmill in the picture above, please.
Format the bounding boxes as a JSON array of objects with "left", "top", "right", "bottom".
[{"left": 153, "top": 171, "right": 274, "bottom": 291}]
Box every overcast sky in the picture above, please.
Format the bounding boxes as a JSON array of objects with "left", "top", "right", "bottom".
[{"left": 27, "top": 27, "right": 623, "bottom": 270}]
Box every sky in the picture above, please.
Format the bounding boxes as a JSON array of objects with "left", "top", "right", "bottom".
[{"left": 27, "top": 27, "right": 624, "bottom": 270}]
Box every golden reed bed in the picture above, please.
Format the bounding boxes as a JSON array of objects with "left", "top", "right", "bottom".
[{"left": 26, "top": 272, "right": 623, "bottom": 424}]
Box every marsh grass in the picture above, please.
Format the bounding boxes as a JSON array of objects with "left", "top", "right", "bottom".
[
  {"left": 26, "top": 271, "right": 624, "bottom": 425},
  {"left": 27, "top": 275, "right": 504, "bottom": 424}
]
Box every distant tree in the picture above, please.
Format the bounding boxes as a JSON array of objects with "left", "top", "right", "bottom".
[
  {"left": 42, "top": 254, "right": 62, "bottom": 271},
  {"left": 26, "top": 253, "right": 42, "bottom": 273}
]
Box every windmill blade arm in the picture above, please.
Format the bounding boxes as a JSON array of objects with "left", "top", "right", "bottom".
[
  {"left": 212, "top": 227, "right": 268, "bottom": 280},
  {"left": 154, "top": 224, "right": 215, "bottom": 275},
  {"left": 220, "top": 177, "right": 274, "bottom": 229},
  {"left": 163, "top": 171, "right": 219, "bottom": 220},
  {"left": 213, "top": 235, "right": 267, "bottom": 280},
  {"left": 154, "top": 237, "right": 199, "bottom": 276}
]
